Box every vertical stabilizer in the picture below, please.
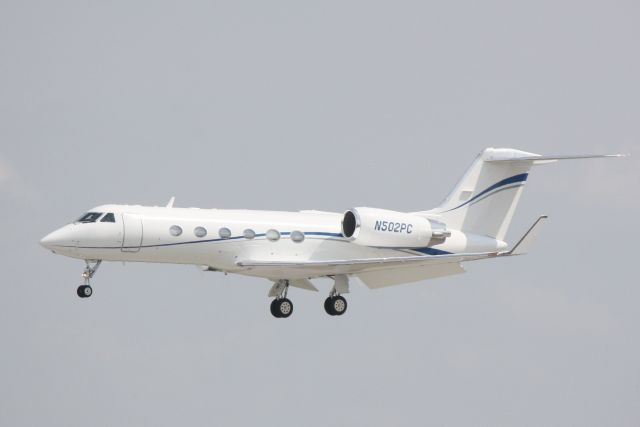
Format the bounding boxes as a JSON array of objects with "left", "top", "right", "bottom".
[
  {"left": 417, "top": 148, "right": 537, "bottom": 240},
  {"left": 415, "top": 148, "right": 625, "bottom": 240}
]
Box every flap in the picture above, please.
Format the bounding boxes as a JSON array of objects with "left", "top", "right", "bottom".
[{"left": 357, "top": 263, "right": 465, "bottom": 289}]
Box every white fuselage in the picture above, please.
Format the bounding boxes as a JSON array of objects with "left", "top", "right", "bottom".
[{"left": 41, "top": 204, "right": 506, "bottom": 280}]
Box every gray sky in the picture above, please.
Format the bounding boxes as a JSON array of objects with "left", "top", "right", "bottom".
[{"left": 1, "top": 1, "right": 639, "bottom": 426}]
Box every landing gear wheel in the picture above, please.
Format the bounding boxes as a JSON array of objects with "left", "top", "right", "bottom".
[
  {"left": 324, "top": 297, "right": 336, "bottom": 316},
  {"left": 332, "top": 295, "right": 347, "bottom": 315},
  {"left": 271, "top": 298, "right": 293, "bottom": 318},
  {"left": 270, "top": 299, "right": 282, "bottom": 318},
  {"left": 324, "top": 296, "right": 347, "bottom": 316},
  {"left": 77, "top": 285, "right": 93, "bottom": 298}
]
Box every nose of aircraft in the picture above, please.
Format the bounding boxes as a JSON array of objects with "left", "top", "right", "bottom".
[{"left": 40, "top": 225, "right": 75, "bottom": 250}]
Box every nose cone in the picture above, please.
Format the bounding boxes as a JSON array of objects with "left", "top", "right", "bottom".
[{"left": 40, "top": 226, "right": 75, "bottom": 250}]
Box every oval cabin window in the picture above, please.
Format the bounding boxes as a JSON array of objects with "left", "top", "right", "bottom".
[
  {"left": 290, "top": 230, "right": 305, "bottom": 243},
  {"left": 219, "top": 227, "right": 232, "bottom": 239},
  {"left": 266, "top": 229, "right": 280, "bottom": 241}
]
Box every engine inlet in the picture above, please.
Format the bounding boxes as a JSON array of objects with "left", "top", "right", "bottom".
[{"left": 342, "top": 210, "right": 358, "bottom": 238}]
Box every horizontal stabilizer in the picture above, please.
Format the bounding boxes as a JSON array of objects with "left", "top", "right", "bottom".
[{"left": 485, "top": 153, "right": 627, "bottom": 165}]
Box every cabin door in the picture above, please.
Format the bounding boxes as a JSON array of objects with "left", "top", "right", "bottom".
[{"left": 121, "top": 213, "right": 143, "bottom": 252}]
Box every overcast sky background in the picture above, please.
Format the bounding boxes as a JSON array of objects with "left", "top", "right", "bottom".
[{"left": 1, "top": 1, "right": 639, "bottom": 426}]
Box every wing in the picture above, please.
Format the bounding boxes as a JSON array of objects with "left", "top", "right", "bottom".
[
  {"left": 237, "top": 251, "right": 493, "bottom": 270},
  {"left": 236, "top": 251, "right": 495, "bottom": 286},
  {"left": 237, "top": 216, "right": 548, "bottom": 288}
]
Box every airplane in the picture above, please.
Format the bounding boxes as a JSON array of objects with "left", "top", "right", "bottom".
[{"left": 40, "top": 148, "right": 625, "bottom": 318}]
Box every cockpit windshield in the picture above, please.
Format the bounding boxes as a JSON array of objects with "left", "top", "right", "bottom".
[
  {"left": 77, "top": 212, "right": 103, "bottom": 223},
  {"left": 101, "top": 213, "right": 116, "bottom": 223}
]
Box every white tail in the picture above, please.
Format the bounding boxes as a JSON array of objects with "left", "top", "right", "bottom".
[{"left": 415, "top": 148, "right": 625, "bottom": 241}]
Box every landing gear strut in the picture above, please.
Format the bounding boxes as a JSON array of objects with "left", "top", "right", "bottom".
[
  {"left": 77, "top": 260, "right": 101, "bottom": 299},
  {"left": 269, "top": 280, "right": 293, "bottom": 318}
]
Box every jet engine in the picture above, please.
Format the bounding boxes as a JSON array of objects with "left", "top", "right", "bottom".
[{"left": 341, "top": 207, "right": 450, "bottom": 248}]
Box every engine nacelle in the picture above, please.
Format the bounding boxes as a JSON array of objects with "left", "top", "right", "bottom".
[{"left": 341, "top": 207, "right": 450, "bottom": 248}]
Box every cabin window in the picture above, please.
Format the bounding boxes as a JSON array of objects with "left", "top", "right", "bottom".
[
  {"left": 290, "top": 230, "right": 305, "bottom": 243},
  {"left": 194, "top": 226, "right": 207, "bottom": 238},
  {"left": 266, "top": 229, "right": 280, "bottom": 241},
  {"left": 219, "top": 227, "right": 232, "bottom": 239},
  {"left": 170, "top": 225, "right": 183, "bottom": 236},
  {"left": 77, "top": 212, "right": 103, "bottom": 223},
  {"left": 100, "top": 213, "right": 116, "bottom": 223},
  {"left": 243, "top": 229, "right": 256, "bottom": 239}
]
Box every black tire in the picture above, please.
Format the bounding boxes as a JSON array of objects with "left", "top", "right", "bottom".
[
  {"left": 324, "top": 297, "right": 336, "bottom": 316},
  {"left": 331, "top": 295, "right": 347, "bottom": 316},
  {"left": 276, "top": 298, "right": 293, "bottom": 318},
  {"left": 77, "top": 285, "right": 92, "bottom": 298},
  {"left": 270, "top": 299, "right": 282, "bottom": 318}
]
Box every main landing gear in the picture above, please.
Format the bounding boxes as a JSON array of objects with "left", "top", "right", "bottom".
[
  {"left": 77, "top": 260, "right": 101, "bottom": 299},
  {"left": 324, "top": 274, "right": 349, "bottom": 316},
  {"left": 324, "top": 294, "right": 348, "bottom": 316},
  {"left": 269, "top": 280, "right": 293, "bottom": 318},
  {"left": 268, "top": 276, "right": 350, "bottom": 318},
  {"left": 270, "top": 298, "right": 293, "bottom": 318}
]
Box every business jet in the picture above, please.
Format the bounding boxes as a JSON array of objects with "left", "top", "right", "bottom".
[{"left": 40, "top": 148, "right": 624, "bottom": 318}]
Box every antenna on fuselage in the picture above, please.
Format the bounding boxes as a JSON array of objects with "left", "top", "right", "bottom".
[{"left": 166, "top": 196, "right": 175, "bottom": 208}]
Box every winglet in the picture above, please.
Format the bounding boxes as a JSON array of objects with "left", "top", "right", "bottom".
[
  {"left": 501, "top": 215, "right": 548, "bottom": 256},
  {"left": 166, "top": 196, "right": 175, "bottom": 208}
]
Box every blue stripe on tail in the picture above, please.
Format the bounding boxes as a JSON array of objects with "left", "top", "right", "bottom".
[{"left": 445, "top": 173, "right": 528, "bottom": 212}]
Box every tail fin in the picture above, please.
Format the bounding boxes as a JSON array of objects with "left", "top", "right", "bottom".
[{"left": 416, "top": 148, "right": 625, "bottom": 241}]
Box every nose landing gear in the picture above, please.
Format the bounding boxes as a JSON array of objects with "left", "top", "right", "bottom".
[
  {"left": 77, "top": 284, "right": 93, "bottom": 298},
  {"left": 77, "top": 260, "right": 101, "bottom": 299}
]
